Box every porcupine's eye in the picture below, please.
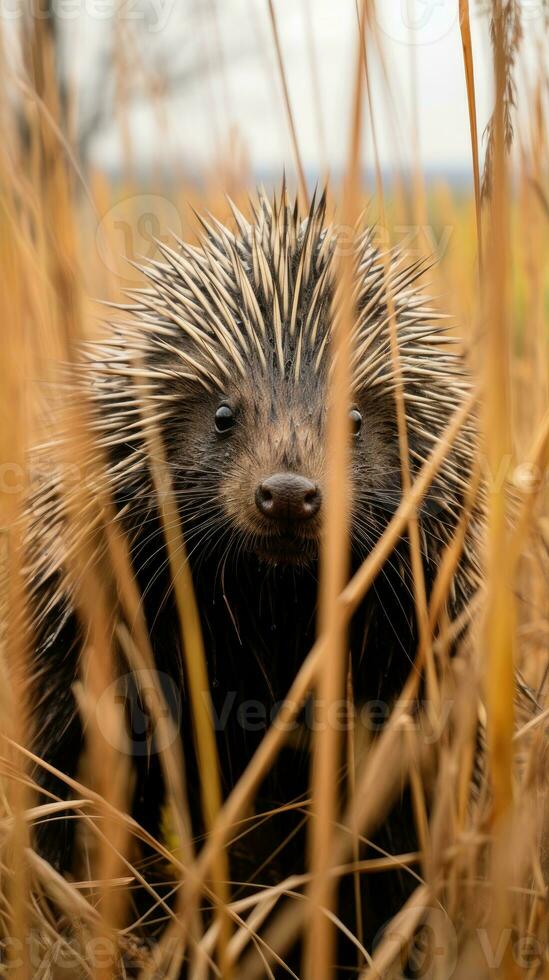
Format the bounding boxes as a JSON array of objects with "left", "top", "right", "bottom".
[
  {"left": 215, "top": 403, "right": 236, "bottom": 434},
  {"left": 349, "top": 408, "right": 362, "bottom": 437}
]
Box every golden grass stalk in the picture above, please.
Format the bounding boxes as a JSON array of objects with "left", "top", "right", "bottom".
[
  {"left": 24, "top": 20, "right": 134, "bottom": 973},
  {"left": 459, "top": 0, "right": 483, "bottom": 277},
  {"left": 0, "top": 150, "right": 32, "bottom": 980},
  {"left": 481, "top": 6, "right": 520, "bottom": 975},
  {"left": 483, "top": 3, "right": 516, "bottom": 827},
  {"left": 303, "top": 2, "right": 365, "bottom": 972}
]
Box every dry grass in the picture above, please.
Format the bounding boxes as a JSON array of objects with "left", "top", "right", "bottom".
[{"left": 0, "top": 3, "right": 547, "bottom": 978}]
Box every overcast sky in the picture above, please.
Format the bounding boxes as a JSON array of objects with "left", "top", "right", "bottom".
[{"left": 68, "top": 0, "right": 543, "bottom": 178}]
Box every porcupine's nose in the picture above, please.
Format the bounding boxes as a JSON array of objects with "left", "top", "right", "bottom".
[{"left": 255, "top": 473, "right": 321, "bottom": 523}]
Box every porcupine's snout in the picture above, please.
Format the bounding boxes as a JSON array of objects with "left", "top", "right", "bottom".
[
  {"left": 217, "top": 392, "right": 325, "bottom": 565},
  {"left": 255, "top": 473, "right": 321, "bottom": 523}
]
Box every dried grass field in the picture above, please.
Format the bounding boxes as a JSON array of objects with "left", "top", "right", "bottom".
[{"left": 0, "top": 2, "right": 548, "bottom": 978}]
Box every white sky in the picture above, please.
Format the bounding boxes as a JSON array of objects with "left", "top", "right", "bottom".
[{"left": 76, "top": 0, "right": 544, "bottom": 177}]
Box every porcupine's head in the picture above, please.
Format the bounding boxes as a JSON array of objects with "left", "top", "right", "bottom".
[{"left": 88, "top": 188, "right": 478, "bottom": 602}]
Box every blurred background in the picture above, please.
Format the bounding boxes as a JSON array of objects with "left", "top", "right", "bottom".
[
  {"left": 4, "top": 0, "right": 546, "bottom": 183},
  {"left": 2, "top": 0, "right": 544, "bottom": 333}
]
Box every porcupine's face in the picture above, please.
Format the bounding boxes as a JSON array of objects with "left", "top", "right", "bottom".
[
  {"left": 128, "top": 191, "right": 443, "bottom": 572},
  {"left": 164, "top": 312, "right": 399, "bottom": 572},
  {"left": 173, "top": 363, "right": 396, "bottom": 569}
]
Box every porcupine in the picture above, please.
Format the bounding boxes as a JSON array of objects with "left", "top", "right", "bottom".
[{"left": 25, "top": 187, "right": 481, "bottom": 970}]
